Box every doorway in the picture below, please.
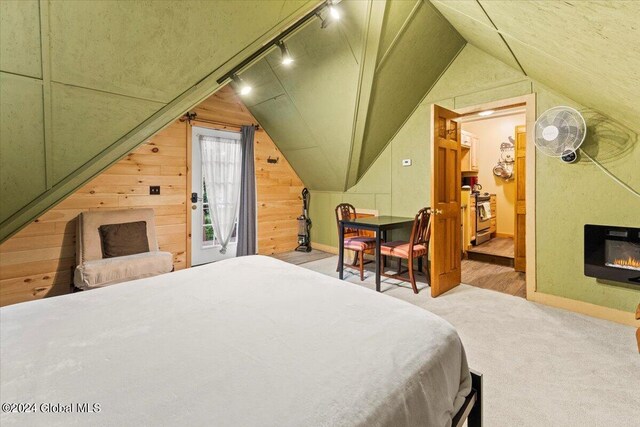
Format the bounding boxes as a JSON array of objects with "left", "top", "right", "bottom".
[
  {"left": 430, "top": 95, "right": 536, "bottom": 299},
  {"left": 190, "top": 126, "right": 241, "bottom": 265},
  {"left": 458, "top": 110, "right": 526, "bottom": 297}
]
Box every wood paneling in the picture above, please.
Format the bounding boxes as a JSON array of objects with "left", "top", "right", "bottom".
[{"left": 0, "top": 85, "right": 303, "bottom": 306}]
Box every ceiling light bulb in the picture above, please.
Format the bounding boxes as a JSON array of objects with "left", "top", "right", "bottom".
[
  {"left": 478, "top": 110, "right": 495, "bottom": 117},
  {"left": 329, "top": 5, "right": 340, "bottom": 20},
  {"left": 278, "top": 41, "right": 294, "bottom": 66},
  {"left": 232, "top": 75, "right": 252, "bottom": 96}
]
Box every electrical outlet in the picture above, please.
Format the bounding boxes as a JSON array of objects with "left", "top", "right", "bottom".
[
  {"left": 149, "top": 186, "right": 160, "bottom": 195},
  {"left": 402, "top": 159, "right": 412, "bottom": 167}
]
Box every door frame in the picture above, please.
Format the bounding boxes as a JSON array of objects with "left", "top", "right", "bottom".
[
  {"left": 186, "top": 119, "right": 244, "bottom": 267},
  {"left": 431, "top": 93, "right": 537, "bottom": 298}
]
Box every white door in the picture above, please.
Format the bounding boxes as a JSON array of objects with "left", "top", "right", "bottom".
[{"left": 191, "top": 126, "right": 240, "bottom": 266}]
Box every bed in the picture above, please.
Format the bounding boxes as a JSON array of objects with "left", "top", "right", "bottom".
[{"left": 0, "top": 255, "right": 480, "bottom": 426}]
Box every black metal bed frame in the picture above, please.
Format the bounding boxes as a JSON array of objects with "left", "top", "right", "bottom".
[{"left": 453, "top": 370, "right": 483, "bottom": 427}]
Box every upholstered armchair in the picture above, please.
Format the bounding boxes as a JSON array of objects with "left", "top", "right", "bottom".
[{"left": 74, "top": 209, "right": 173, "bottom": 290}]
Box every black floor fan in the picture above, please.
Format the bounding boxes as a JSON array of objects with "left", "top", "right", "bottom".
[{"left": 296, "top": 188, "right": 312, "bottom": 252}]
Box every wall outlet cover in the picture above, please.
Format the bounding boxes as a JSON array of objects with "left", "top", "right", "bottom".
[
  {"left": 402, "top": 159, "right": 412, "bottom": 166},
  {"left": 150, "top": 186, "right": 161, "bottom": 195}
]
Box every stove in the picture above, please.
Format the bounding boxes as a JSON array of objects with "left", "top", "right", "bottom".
[{"left": 475, "top": 193, "right": 492, "bottom": 245}]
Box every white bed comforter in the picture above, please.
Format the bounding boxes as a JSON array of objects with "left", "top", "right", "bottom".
[{"left": 0, "top": 256, "right": 470, "bottom": 427}]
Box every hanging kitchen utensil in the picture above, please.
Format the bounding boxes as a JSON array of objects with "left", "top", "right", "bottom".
[{"left": 493, "top": 139, "right": 515, "bottom": 180}]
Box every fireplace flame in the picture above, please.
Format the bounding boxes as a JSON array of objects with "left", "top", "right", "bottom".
[{"left": 611, "top": 256, "right": 640, "bottom": 269}]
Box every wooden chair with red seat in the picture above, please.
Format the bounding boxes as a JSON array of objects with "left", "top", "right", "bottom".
[
  {"left": 380, "top": 207, "right": 431, "bottom": 294},
  {"left": 335, "top": 203, "right": 376, "bottom": 281}
]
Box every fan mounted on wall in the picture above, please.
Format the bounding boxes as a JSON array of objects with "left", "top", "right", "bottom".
[{"left": 534, "top": 106, "right": 586, "bottom": 163}]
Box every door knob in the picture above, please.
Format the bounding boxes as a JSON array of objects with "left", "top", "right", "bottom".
[{"left": 432, "top": 209, "right": 443, "bottom": 215}]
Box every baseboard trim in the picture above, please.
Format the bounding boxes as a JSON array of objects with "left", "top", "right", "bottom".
[
  {"left": 311, "top": 242, "right": 338, "bottom": 255},
  {"left": 494, "top": 233, "right": 513, "bottom": 239},
  {"left": 528, "top": 291, "right": 638, "bottom": 327}
]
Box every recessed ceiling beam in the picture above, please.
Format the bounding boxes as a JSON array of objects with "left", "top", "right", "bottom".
[{"left": 344, "top": 0, "right": 387, "bottom": 190}]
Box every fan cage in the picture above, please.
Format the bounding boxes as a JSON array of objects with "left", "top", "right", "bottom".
[{"left": 534, "top": 106, "right": 586, "bottom": 157}]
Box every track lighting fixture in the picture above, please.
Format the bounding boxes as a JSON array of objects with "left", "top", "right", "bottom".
[
  {"left": 232, "top": 74, "right": 252, "bottom": 96},
  {"left": 217, "top": 1, "right": 345, "bottom": 86},
  {"left": 278, "top": 41, "right": 294, "bottom": 66}
]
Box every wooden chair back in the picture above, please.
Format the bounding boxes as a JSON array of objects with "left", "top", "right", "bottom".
[
  {"left": 335, "top": 203, "right": 358, "bottom": 236},
  {"left": 408, "top": 207, "right": 431, "bottom": 257}
]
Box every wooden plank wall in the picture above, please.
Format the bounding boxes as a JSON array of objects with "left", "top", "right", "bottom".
[{"left": 0, "top": 86, "right": 303, "bottom": 306}]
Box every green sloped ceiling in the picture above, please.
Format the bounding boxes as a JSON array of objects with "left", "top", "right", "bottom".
[
  {"left": 239, "top": 0, "right": 465, "bottom": 191},
  {"left": 430, "top": 0, "right": 640, "bottom": 134},
  {"left": 4, "top": 0, "right": 636, "bottom": 244},
  {"left": 0, "top": 0, "right": 317, "bottom": 242}
]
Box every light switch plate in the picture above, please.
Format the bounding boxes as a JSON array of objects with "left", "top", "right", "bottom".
[
  {"left": 149, "top": 186, "right": 161, "bottom": 195},
  {"left": 402, "top": 159, "right": 412, "bottom": 166}
]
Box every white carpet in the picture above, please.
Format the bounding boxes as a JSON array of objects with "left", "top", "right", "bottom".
[{"left": 301, "top": 256, "right": 640, "bottom": 427}]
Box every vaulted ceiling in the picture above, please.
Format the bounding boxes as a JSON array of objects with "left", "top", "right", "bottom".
[{"left": 1, "top": 0, "right": 639, "bottom": 241}]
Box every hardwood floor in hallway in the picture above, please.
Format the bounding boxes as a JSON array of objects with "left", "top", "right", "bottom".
[
  {"left": 462, "top": 259, "right": 526, "bottom": 298},
  {"left": 467, "top": 237, "right": 514, "bottom": 258}
]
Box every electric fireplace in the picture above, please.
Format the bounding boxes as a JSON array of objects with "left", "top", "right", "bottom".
[{"left": 584, "top": 224, "right": 640, "bottom": 285}]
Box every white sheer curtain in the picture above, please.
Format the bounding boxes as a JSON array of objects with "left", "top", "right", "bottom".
[{"left": 200, "top": 134, "right": 242, "bottom": 254}]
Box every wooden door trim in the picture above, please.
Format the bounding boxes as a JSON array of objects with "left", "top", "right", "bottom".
[
  {"left": 186, "top": 122, "right": 193, "bottom": 268},
  {"left": 436, "top": 94, "right": 537, "bottom": 299},
  {"left": 514, "top": 125, "right": 526, "bottom": 272}
]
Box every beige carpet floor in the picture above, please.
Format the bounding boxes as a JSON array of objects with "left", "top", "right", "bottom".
[{"left": 300, "top": 256, "right": 639, "bottom": 427}]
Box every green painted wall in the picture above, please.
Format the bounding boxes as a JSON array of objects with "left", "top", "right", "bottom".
[
  {"left": 310, "top": 45, "right": 639, "bottom": 313},
  {"left": 0, "top": 0, "right": 316, "bottom": 241}
]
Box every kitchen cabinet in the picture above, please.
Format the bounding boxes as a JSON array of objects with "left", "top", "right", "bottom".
[
  {"left": 470, "top": 135, "right": 479, "bottom": 171},
  {"left": 461, "top": 130, "right": 479, "bottom": 172},
  {"left": 461, "top": 190, "right": 476, "bottom": 252}
]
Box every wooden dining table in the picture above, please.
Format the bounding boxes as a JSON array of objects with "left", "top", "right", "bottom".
[{"left": 338, "top": 215, "right": 414, "bottom": 292}]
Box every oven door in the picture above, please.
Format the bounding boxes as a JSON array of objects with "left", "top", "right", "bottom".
[{"left": 477, "top": 216, "right": 491, "bottom": 231}]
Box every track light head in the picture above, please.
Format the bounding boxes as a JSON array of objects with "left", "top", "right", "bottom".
[
  {"left": 278, "top": 41, "right": 294, "bottom": 66},
  {"left": 317, "top": 1, "right": 340, "bottom": 29},
  {"left": 232, "top": 74, "right": 252, "bottom": 96},
  {"left": 329, "top": 5, "right": 340, "bottom": 20}
]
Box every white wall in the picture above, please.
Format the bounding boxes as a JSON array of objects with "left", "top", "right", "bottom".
[{"left": 463, "top": 114, "right": 525, "bottom": 236}]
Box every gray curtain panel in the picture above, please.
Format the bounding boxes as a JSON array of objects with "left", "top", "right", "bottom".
[{"left": 237, "top": 125, "right": 257, "bottom": 256}]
